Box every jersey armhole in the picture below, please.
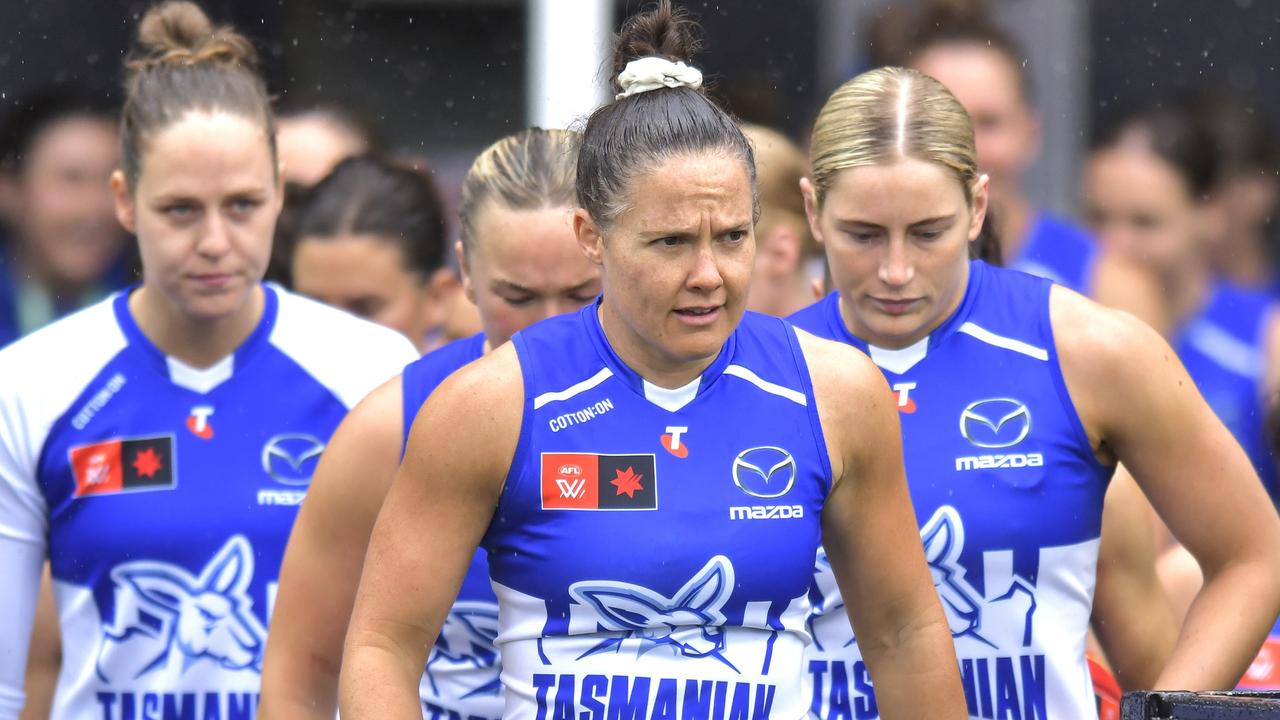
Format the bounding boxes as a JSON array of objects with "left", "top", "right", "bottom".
[
  {"left": 480, "top": 333, "right": 536, "bottom": 552},
  {"left": 1042, "top": 284, "right": 1115, "bottom": 481},
  {"left": 784, "top": 321, "right": 835, "bottom": 497}
]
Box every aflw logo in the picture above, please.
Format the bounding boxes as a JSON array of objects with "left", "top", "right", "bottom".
[{"left": 556, "top": 477, "right": 587, "bottom": 498}]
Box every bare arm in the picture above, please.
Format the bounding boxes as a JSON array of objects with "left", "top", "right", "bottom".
[
  {"left": 18, "top": 565, "right": 58, "bottom": 720},
  {"left": 339, "top": 346, "right": 521, "bottom": 718},
  {"left": 258, "top": 376, "right": 404, "bottom": 719},
  {"left": 1055, "top": 287, "right": 1280, "bottom": 690},
  {"left": 1090, "top": 249, "right": 1171, "bottom": 338},
  {"left": 1089, "top": 465, "right": 1176, "bottom": 690},
  {"left": 799, "top": 331, "right": 967, "bottom": 720}
]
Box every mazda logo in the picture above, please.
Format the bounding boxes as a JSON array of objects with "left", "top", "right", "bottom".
[
  {"left": 732, "top": 446, "right": 797, "bottom": 499},
  {"left": 261, "top": 434, "right": 326, "bottom": 486},
  {"left": 959, "top": 399, "right": 1031, "bottom": 449}
]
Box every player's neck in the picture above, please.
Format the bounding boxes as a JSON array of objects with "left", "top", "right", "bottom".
[
  {"left": 992, "top": 190, "right": 1033, "bottom": 263},
  {"left": 1166, "top": 260, "right": 1212, "bottom": 331},
  {"left": 128, "top": 285, "right": 266, "bottom": 368},
  {"left": 754, "top": 273, "right": 817, "bottom": 318},
  {"left": 1211, "top": 234, "right": 1272, "bottom": 287},
  {"left": 597, "top": 302, "right": 718, "bottom": 390}
]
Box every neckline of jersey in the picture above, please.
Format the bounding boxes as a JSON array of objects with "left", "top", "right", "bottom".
[
  {"left": 824, "top": 258, "right": 987, "bottom": 362},
  {"left": 580, "top": 297, "right": 737, "bottom": 411},
  {"left": 111, "top": 283, "right": 281, "bottom": 390}
]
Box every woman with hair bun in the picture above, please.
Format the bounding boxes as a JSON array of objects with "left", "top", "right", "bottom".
[
  {"left": 0, "top": 2, "right": 417, "bottom": 716},
  {"left": 340, "top": 3, "right": 965, "bottom": 719},
  {"left": 791, "top": 66, "right": 1280, "bottom": 718}
]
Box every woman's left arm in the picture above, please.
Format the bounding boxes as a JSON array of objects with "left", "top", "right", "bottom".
[
  {"left": 799, "top": 331, "right": 967, "bottom": 720},
  {"left": 1053, "top": 286, "right": 1280, "bottom": 690}
]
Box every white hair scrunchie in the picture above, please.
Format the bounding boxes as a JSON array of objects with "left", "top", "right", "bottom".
[{"left": 615, "top": 57, "right": 704, "bottom": 100}]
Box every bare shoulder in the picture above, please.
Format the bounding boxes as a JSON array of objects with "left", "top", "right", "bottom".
[
  {"left": 793, "top": 326, "right": 891, "bottom": 404},
  {"left": 341, "top": 373, "right": 405, "bottom": 445},
  {"left": 793, "top": 327, "right": 896, "bottom": 485},
  {"left": 1050, "top": 283, "right": 1172, "bottom": 380},
  {"left": 404, "top": 342, "right": 524, "bottom": 477}
]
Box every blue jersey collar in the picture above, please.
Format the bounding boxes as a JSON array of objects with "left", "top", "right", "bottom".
[{"left": 112, "top": 283, "right": 280, "bottom": 393}]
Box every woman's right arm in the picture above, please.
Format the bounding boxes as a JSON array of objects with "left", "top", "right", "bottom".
[
  {"left": 339, "top": 345, "right": 522, "bottom": 719},
  {"left": 798, "top": 331, "right": 968, "bottom": 720},
  {"left": 258, "top": 375, "right": 405, "bottom": 719}
]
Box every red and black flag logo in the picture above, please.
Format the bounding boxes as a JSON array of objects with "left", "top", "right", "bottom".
[
  {"left": 70, "top": 436, "right": 176, "bottom": 498},
  {"left": 541, "top": 453, "right": 658, "bottom": 511}
]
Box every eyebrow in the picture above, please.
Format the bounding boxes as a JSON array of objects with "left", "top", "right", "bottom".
[
  {"left": 835, "top": 213, "right": 958, "bottom": 230},
  {"left": 491, "top": 279, "right": 533, "bottom": 294}
]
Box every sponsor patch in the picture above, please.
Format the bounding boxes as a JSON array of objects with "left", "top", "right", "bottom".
[
  {"left": 71, "top": 436, "right": 175, "bottom": 498},
  {"left": 541, "top": 453, "right": 657, "bottom": 510}
]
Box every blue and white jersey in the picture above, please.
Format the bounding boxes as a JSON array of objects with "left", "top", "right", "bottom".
[
  {"left": 483, "top": 302, "right": 830, "bottom": 720},
  {"left": 1007, "top": 212, "right": 1099, "bottom": 294},
  {"left": 791, "top": 261, "right": 1114, "bottom": 720},
  {"left": 401, "top": 332, "right": 503, "bottom": 720},
  {"left": 1174, "top": 281, "right": 1277, "bottom": 502},
  {"left": 0, "top": 284, "right": 417, "bottom": 719}
]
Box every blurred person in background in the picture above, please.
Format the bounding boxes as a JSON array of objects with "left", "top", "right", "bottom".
[
  {"left": 742, "top": 123, "right": 824, "bottom": 317},
  {"left": 265, "top": 99, "right": 382, "bottom": 287},
  {"left": 275, "top": 99, "right": 381, "bottom": 189},
  {"left": 0, "top": 87, "right": 130, "bottom": 348},
  {"left": 898, "top": 1, "right": 1168, "bottom": 335},
  {"left": 288, "top": 154, "right": 457, "bottom": 352},
  {"left": 1190, "top": 92, "right": 1280, "bottom": 292},
  {"left": 260, "top": 127, "right": 599, "bottom": 720},
  {"left": 1085, "top": 102, "right": 1280, "bottom": 504}
]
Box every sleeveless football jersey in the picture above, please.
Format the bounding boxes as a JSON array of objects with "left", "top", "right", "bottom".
[
  {"left": 790, "top": 260, "right": 1114, "bottom": 720},
  {"left": 401, "top": 332, "right": 503, "bottom": 720},
  {"left": 1007, "top": 212, "right": 1099, "bottom": 295},
  {"left": 482, "top": 302, "right": 831, "bottom": 720},
  {"left": 0, "top": 284, "right": 417, "bottom": 719},
  {"left": 1174, "top": 280, "right": 1277, "bottom": 502}
]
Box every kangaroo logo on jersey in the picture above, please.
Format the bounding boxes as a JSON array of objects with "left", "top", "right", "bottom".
[
  {"left": 261, "top": 433, "right": 325, "bottom": 486},
  {"left": 923, "top": 507, "right": 1037, "bottom": 648},
  {"left": 960, "top": 399, "right": 1031, "bottom": 448},
  {"left": 186, "top": 405, "right": 215, "bottom": 440},
  {"left": 569, "top": 555, "right": 738, "bottom": 671},
  {"left": 424, "top": 601, "right": 501, "bottom": 702},
  {"left": 810, "top": 507, "right": 1037, "bottom": 651},
  {"left": 70, "top": 436, "right": 175, "bottom": 498},
  {"left": 541, "top": 453, "right": 658, "bottom": 510},
  {"left": 95, "top": 535, "right": 266, "bottom": 684},
  {"left": 732, "top": 446, "right": 796, "bottom": 499}
]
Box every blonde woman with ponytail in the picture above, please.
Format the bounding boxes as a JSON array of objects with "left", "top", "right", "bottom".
[
  {"left": 0, "top": 2, "right": 417, "bottom": 715},
  {"left": 791, "top": 66, "right": 1280, "bottom": 719},
  {"left": 260, "top": 127, "right": 601, "bottom": 720}
]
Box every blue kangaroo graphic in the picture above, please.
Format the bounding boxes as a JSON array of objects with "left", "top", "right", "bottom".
[
  {"left": 96, "top": 535, "right": 266, "bottom": 683},
  {"left": 424, "top": 601, "right": 502, "bottom": 700},
  {"left": 569, "top": 555, "right": 738, "bottom": 671},
  {"left": 920, "top": 506, "right": 1036, "bottom": 650},
  {"left": 809, "top": 507, "right": 1037, "bottom": 653}
]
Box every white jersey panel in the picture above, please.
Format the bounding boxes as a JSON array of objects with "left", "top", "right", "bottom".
[
  {"left": 0, "top": 297, "right": 126, "bottom": 544},
  {"left": 268, "top": 286, "right": 419, "bottom": 409}
]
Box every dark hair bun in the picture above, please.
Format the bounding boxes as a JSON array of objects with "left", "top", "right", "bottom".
[
  {"left": 130, "top": 1, "right": 258, "bottom": 72},
  {"left": 611, "top": 0, "right": 703, "bottom": 94}
]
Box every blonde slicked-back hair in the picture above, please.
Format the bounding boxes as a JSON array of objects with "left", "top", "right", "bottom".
[
  {"left": 808, "top": 67, "right": 979, "bottom": 209},
  {"left": 459, "top": 127, "right": 579, "bottom": 254}
]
